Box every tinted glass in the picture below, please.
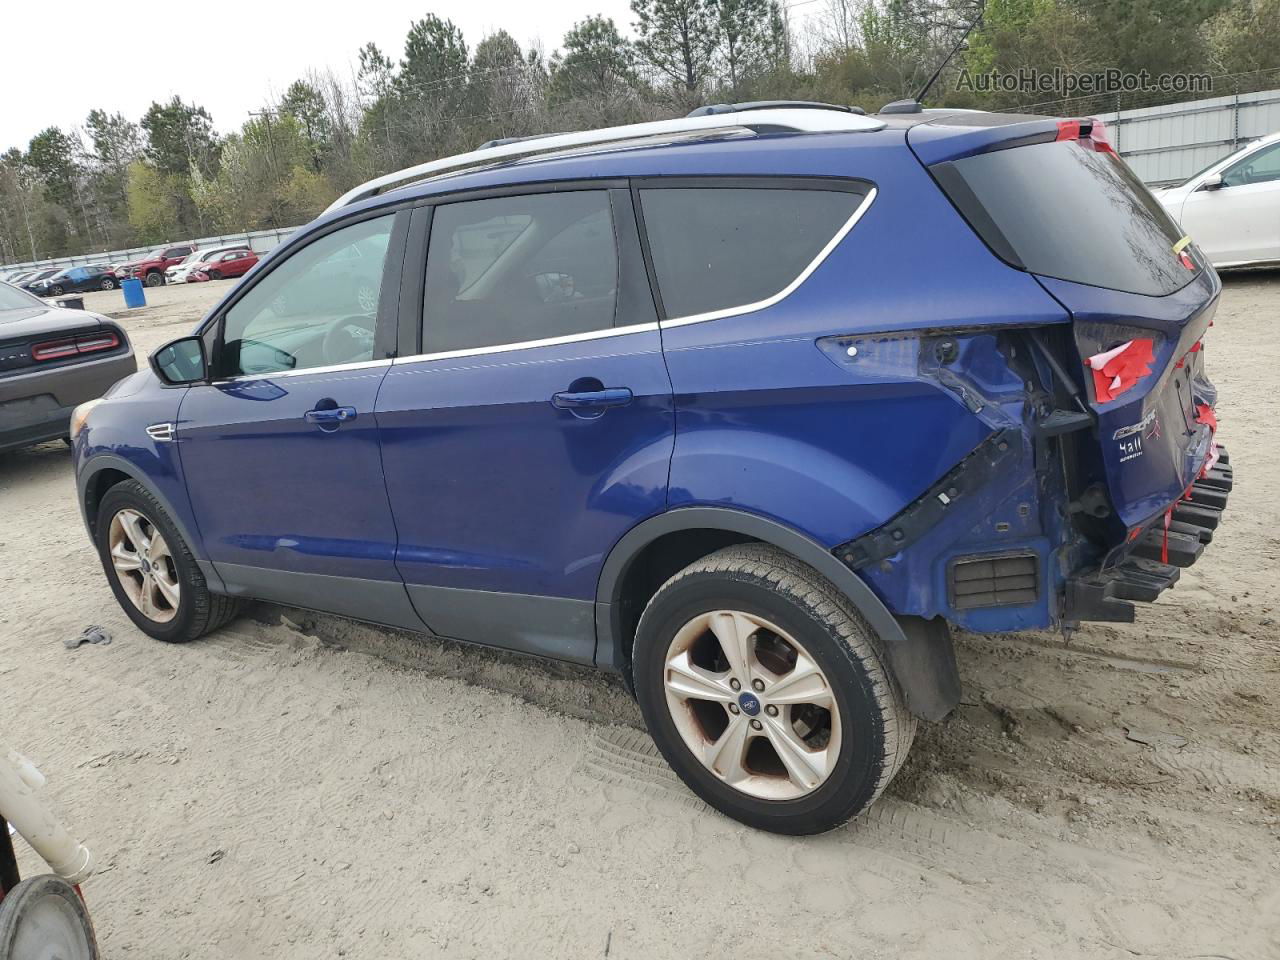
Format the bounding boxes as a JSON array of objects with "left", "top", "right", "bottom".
[
  {"left": 423, "top": 191, "right": 617, "bottom": 353},
  {"left": 639, "top": 186, "right": 864, "bottom": 319},
  {"left": 1221, "top": 141, "right": 1280, "bottom": 187},
  {"left": 939, "top": 140, "right": 1195, "bottom": 296},
  {"left": 220, "top": 215, "right": 394, "bottom": 376}
]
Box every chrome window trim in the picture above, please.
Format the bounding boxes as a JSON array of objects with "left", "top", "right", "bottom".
[
  {"left": 391, "top": 321, "right": 660, "bottom": 368},
  {"left": 209, "top": 357, "right": 394, "bottom": 385},
  {"left": 655, "top": 186, "right": 876, "bottom": 329}
]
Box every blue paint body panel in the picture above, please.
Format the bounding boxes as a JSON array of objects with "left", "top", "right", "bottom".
[
  {"left": 176, "top": 367, "right": 402, "bottom": 583},
  {"left": 73, "top": 115, "right": 1226, "bottom": 658},
  {"left": 376, "top": 329, "right": 674, "bottom": 603}
]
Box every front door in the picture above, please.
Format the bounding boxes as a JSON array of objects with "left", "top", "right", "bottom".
[
  {"left": 1181, "top": 141, "right": 1280, "bottom": 264},
  {"left": 178, "top": 211, "right": 421, "bottom": 628},
  {"left": 376, "top": 188, "right": 674, "bottom": 663}
]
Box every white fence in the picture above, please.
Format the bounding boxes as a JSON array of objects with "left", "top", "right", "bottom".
[
  {"left": 1096, "top": 87, "right": 1280, "bottom": 186},
  {"left": 1, "top": 225, "right": 301, "bottom": 277}
]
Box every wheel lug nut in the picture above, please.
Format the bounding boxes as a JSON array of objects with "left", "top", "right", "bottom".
[
  {"left": 728, "top": 703, "right": 740, "bottom": 714},
  {"left": 766, "top": 705, "right": 778, "bottom": 717},
  {"left": 730, "top": 678, "right": 741, "bottom": 691},
  {"left": 751, "top": 679, "right": 765, "bottom": 692},
  {"left": 750, "top": 719, "right": 762, "bottom": 731}
]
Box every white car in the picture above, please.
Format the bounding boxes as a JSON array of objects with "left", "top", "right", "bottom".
[{"left": 1153, "top": 131, "right": 1280, "bottom": 269}]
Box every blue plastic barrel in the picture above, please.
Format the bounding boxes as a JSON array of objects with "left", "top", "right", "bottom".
[{"left": 121, "top": 277, "right": 146, "bottom": 309}]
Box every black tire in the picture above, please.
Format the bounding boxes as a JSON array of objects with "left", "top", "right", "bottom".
[
  {"left": 0, "top": 874, "right": 99, "bottom": 960},
  {"left": 207, "top": 269, "right": 222, "bottom": 281},
  {"left": 633, "top": 544, "right": 916, "bottom": 835},
  {"left": 49, "top": 284, "right": 64, "bottom": 296},
  {"left": 100, "top": 277, "right": 116, "bottom": 290},
  {"left": 95, "top": 479, "right": 239, "bottom": 642},
  {"left": 144, "top": 271, "right": 164, "bottom": 287}
]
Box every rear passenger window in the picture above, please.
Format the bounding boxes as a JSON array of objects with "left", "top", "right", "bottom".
[
  {"left": 639, "top": 186, "right": 866, "bottom": 319},
  {"left": 423, "top": 191, "right": 618, "bottom": 353}
]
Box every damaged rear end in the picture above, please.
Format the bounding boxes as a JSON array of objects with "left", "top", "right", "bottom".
[{"left": 842, "top": 113, "right": 1228, "bottom": 631}]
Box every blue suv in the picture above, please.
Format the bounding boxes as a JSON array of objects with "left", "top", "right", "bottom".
[{"left": 72, "top": 104, "right": 1230, "bottom": 834}]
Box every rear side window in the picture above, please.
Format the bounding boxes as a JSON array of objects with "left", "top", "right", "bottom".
[
  {"left": 933, "top": 140, "right": 1194, "bottom": 296},
  {"left": 423, "top": 191, "right": 618, "bottom": 354},
  {"left": 638, "top": 185, "right": 866, "bottom": 320}
]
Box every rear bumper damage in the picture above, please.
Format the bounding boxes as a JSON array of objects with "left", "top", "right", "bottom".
[{"left": 1065, "top": 445, "right": 1232, "bottom": 623}]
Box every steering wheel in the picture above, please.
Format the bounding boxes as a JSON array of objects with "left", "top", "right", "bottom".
[{"left": 322, "top": 316, "right": 376, "bottom": 365}]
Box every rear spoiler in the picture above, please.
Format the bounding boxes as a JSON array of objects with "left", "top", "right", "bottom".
[{"left": 908, "top": 116, "right": 1110, "bottom": 166}]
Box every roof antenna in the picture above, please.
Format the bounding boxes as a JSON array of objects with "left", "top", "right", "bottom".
[{"left": 914, "top": 0, "right": 986, "bottom": 105}]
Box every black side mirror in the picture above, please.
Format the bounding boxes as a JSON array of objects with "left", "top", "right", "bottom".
[{"left": 151, "top": 335, "right": 208, "bottom": 385}]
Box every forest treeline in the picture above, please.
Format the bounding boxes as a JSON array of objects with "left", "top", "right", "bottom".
[{"left": 3, "top": 0, "right": 1278, "bottom": 262}]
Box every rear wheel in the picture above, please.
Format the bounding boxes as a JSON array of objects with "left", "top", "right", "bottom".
[
  {"left": 633, "top": 544, "right": 915, "bottom": 835},
  {"left": 95, "top": 480, "right": 239, "bottom": 642},
  {"left": 0, "top": 875, "right": 98, "bottom": 960},
  {"left": 144, "top": 271, "right": 163, "bottom": 287}
]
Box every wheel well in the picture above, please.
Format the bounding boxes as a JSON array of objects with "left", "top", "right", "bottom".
[
  {"left": 612, "top": 527, "right": 757, "bottom": 680},
  {"left": 83, "top": 468, "right": 130, "bottom": 535}
]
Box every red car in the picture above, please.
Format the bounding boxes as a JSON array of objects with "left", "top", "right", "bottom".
[
  {"left": 191, "top": 248, "right": 258, "bottom": 282},
  {"left": 115, "top": 243, "right": 197, "bottom": 286}
]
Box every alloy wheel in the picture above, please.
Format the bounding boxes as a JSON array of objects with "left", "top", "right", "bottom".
[
  {"left": 108, "top": 509, "right": 180, "bottom": 623},
  {"left": 663, "top": 609, "right": 841, "bottom": 800}
]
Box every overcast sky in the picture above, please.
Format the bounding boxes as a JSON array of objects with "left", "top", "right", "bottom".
[{"left": 2, "top": 0, "right": 673, "bottom": 150}]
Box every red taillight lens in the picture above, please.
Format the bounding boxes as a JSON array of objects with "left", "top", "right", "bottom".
[{"left": 31, "top": 330, "right": 120, "bottom": 362}]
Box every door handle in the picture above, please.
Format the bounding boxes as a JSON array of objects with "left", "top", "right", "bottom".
[
  {"left": 304, "top": 405, "right": 357, "bottom": 425},
  {"left": 551, "top": 387, "right": 634, "bottom": 411}
]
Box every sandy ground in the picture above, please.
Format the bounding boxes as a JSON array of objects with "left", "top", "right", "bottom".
[{"left": 2, "top": 277, "right": 1278, "bottom": 959}]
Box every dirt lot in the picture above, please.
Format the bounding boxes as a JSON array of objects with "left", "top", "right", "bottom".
[{"left": 2, "top": 277, "right": 1278, "bottom": 959}]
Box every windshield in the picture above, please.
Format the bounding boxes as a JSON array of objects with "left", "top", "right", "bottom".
[
  {"left": 0, "top": 282, "right": 41, "bottom": 310},
  {"left": 1175, "top": 139, "right": 1261, "bottom": 188},
  {"left": 180, "top": 250, "right": 206, "bottom": 265}
]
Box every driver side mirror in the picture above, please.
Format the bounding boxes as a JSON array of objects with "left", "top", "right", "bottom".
[
  {"left": 151, "top": 335, "right": 207, "bottom": 385},
  {"left": 1198, "top": 173, "right": 1224, "bottom": 191}
]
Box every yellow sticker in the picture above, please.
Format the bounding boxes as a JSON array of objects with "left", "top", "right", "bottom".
[{"left": 1172, "top": 235, "right": 1192, "bottom": 254}]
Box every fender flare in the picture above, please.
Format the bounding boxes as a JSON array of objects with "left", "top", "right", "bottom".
[
  {"left": 77, "top": 452, "right": 227, "bottom": 594},
  {"left": 594, "top": 506, "right": 959, "bottom": 721}
]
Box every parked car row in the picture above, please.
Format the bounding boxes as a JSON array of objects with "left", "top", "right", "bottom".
[{"left": 1, "top": 242, "right": 262, "bottom": 296}]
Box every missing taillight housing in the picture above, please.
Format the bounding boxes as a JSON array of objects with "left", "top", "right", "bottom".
[
  {"left": 31, "top": 330, "right": 121, "bottom": 362},
  {"left": 1056, "top": 118, "right": 1114, "bottom": 154}
]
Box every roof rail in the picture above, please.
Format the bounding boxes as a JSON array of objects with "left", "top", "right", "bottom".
[
  {"left": 688, "top": 100, "right": 866, "bottom": 117},
  {"left": 325, "top": 108, "right": 886, "bottom": 213}
]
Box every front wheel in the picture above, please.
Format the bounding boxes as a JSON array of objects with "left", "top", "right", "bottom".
[
  {"left": 633, "top": 544, "right": 916, "bottom": 835},
  {"left": 144, "top": 271, "right": 164, "bottom": 287},
  {"left": 49, "top": 284, "right": 64, "bottom": 296},
  {"left": 207, "top": 269, "right": 222, "bottom": 280},
  {"left": 95, "top": 480, "right": 239, "bottom": 642},
  {"left": 100, "top": 277, "right": 116, "bottom": 290},
  {"left": 0, "top": 875, "right": 98, "bottom": 959}
]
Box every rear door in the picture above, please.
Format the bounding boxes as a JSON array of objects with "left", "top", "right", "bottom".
[
  {"left": 375, "top": 186, "right": 672, "bottom": 664},
  {"left": 177, "top": 210, "right": 422, "bottom": 627}
]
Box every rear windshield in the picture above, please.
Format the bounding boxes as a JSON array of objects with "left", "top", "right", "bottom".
[{"left": 933, "top": 140, "right": 1195, "bottom": 296}]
